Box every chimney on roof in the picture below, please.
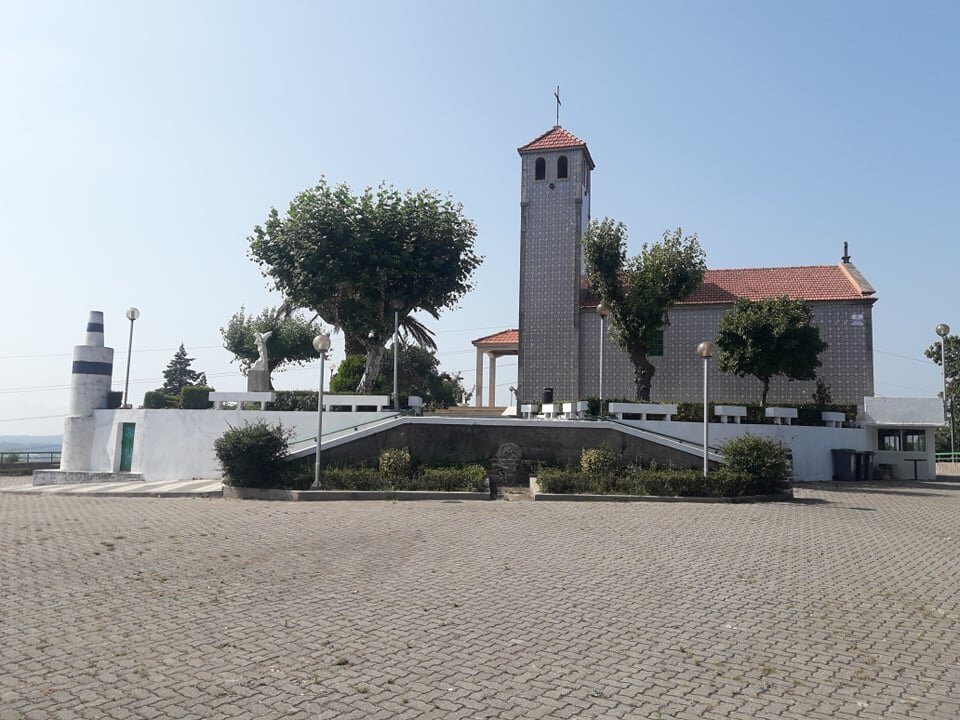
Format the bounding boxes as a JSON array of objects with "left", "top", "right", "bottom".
[{"left": 841, "top": 242, "right": 851, "bottom": 264}]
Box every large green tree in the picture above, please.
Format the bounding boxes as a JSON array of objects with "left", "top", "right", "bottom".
[
  {"left": 160, "top": 344, "right": 207, "bottom": 395},
  {"left": 582, "top": 221, "right": 706, "bottom": 400},
  {"left": 716, "top": 296, "right": 828, "bottom": 405},
  {"left": 220, "top": 306, "right": 322, "bottom": 375},
  {"left": 330, "top": 344, "right": 467, "bottom": 410},
  {"left": 924, "top": 333, "right": 959, "bottom": 452},
  {"left": 248, "top": 180, "right": 482, "bottom": 391}
]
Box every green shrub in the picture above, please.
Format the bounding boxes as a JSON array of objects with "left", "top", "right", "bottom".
[
  {"left": 143, "top": 390, "right": 178, "bottom": 409},
  {"left": 379, "top": 448, "right": 412, "bottom": 480},
  {"left": 720, "top": 435, "right": 791, "bottom": 490},
  {"left": 214, "top": 420, "right": 293, "bottom": 488},
  {"left": 404, "top": 465, "right": 488, "bottom": 493},
  {"left": 580, "top": 447, "right": 618, "bottom": 475},
  {"left": 318, "top": 467, "right": 389, "bottom": 491},
  {"left": 181, "top": 385, "right": 214, "bottom": 409}
]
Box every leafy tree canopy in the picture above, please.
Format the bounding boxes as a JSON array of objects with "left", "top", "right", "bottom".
[
  {"left": 248, "top": 179, "right": 482, "bottom": 391},
  {"left": 583, "top": 221, "right": 706, "bottom": 400},
  {"left": 925, "top": 333, "right": 960, "bottom": 453},
  {"left": 716, "top": 296, "right": 828, "bottom": 405},
  {"left": 161, "top": 344, "right": 207, "bottom": 396},
  {"left": 330, "top": 344, "right": 467, "bottom": 410},
  {"left": 220, "top": 306, "right": 322, "bottom": 375}
]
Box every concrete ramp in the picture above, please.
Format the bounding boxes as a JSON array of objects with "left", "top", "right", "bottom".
[{"left": 289, "top": 416, "right": 720, "bottom": 469}]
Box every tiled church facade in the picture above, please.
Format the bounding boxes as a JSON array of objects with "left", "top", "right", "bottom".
[{"left": 515, "top": 126, "right": 877, "bottom": 407}]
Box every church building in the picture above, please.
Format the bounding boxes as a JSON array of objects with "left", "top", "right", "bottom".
[{"left": 474, "top": 126, "right": 877, "bottom": 408}]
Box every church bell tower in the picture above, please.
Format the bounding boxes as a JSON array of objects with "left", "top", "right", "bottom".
[{"left": 517, "top": 126, "right": 594, "bottom": 404}]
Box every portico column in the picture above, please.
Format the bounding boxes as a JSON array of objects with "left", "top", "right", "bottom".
[
  {"left": 488, "top": 353, "right": 497, "bottom": 408},
  {"left": 475, "top": 347, "right": 484, "bottom": 407}
]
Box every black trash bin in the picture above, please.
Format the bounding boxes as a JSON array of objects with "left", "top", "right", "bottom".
[
  {"left": 831, "top": 449, "right": 857, "bottom": 482},
  {"left": 542, "top": 387, "right": 554, "bottom": 405}
]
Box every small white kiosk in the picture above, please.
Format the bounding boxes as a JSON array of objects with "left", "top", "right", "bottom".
[{"left": 864, "top": 397, "right": 944, "bottom": 481}]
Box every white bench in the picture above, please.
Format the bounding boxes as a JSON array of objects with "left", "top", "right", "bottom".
[
  {"left": 562, "top": 401, "right": 590, "bottom": 419},
  {"left": 714, "top": 405, "right": 747, "bottom": 424},
  {"left": 538, "top": 403, "right": 560, "bottom": 420},
  {"left": 765, "top": 407, "right": 798, "bottom": 425},
  {"left": 323, "top": 394, "right": 392, "bottom": 412},
  {"left": 209, "top": 391, "right": 275, "bottom": 410},
  {"left": 608, "top": 402, "right": 678, "bottom": 421},
  {"left": 821, "top": 411, "right": 845, "bottom": 427},
  {"left": 520, "top": 403, "right": 540, "bottom": 419}
]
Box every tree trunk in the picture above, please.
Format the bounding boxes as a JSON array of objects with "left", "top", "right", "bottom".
[
  {"left": 628, "top": 347, "right": 656, "bottom": 402},
  {"left": 343, "top": 332, "right": 365, "bottom": 356},
  {"left": 357, "top": 345, "right": 386, "bottom": 393},
  {"left": 760, "top": 377, "right": 770, "bottom": 406}
]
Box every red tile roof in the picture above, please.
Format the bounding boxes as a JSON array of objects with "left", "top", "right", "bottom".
[
  {"left": 580, "top": 264, "right": 875, "bottom": 307},
  {"left": 519, "top": 126, "right": 588, "bottom": 152},
  {"left": 472, "top": 329, "right": 519, "bottom": 346}
]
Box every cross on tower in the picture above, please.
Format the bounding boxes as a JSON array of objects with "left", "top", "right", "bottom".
[{"left": 554, "top": 86, "right": 561, "bottom": 126}]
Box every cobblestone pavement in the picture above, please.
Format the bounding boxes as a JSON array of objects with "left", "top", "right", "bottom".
[{"left": 2, "top": 482, "right": 960, "bottom": 719}]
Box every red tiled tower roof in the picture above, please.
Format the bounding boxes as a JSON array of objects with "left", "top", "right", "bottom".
[
  {"left": 518, "top": 126, "right": 595, "bottom": 169},
  {"left": 519, "top": 126, "right": 587, "bottom": 152}
]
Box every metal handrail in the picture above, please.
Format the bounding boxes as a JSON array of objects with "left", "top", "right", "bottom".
[
  {"left": 0, "top": 451, "right": 62, "bottom": 465},
  {"left": 288, "top": 411, "right": 405, "bottom": 447},
  {"left": 935, "top": 452, "right": 960, "bottom": 463}
]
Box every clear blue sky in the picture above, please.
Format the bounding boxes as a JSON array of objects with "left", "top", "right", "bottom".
[{"left": 2, "top": 0, "right": 958, "bottom": 437}]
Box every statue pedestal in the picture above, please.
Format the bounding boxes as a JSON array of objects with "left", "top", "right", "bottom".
[{"left": 247, "top": 369, "right": 272, "bottom": 392}]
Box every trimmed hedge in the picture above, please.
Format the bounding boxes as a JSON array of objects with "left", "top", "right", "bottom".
[
  {"left": 316, "top": 464, "right": 487, "bottom": 492},
  {"left": 315, "top": 467, "right": 390, "bottom": 491},
  {"left": 269, "top": 390, "right": 318, "bottom": 412},
  {"left": 675, "top": 402, "right": 856, "bottom": 426},
  {"left": 181, "top": 385, "right": 214, "bottom": 409},
  {"left": 582, "top": 397, "right": 855, "bottom": 425},
  {"left": 536, "top": 466, "right": 786, "bottom": 497},
  {"left": 143, "top": 391, "right": 178, "bottom": 409}
]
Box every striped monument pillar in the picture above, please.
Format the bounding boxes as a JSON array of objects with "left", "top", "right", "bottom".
[{"left": 61, "top": 311, "right": 115, "bottom": 470}]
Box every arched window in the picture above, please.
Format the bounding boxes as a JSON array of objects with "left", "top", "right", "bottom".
[
  {"left": 557, "top": 155, "right": 568, "bottom": 179},
  {"left": 534, "top": 157, "right": 546, "bottom": 180}
]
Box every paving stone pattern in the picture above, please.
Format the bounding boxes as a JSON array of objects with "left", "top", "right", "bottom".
[{"left": 2, "top": 483, "right": 959, "bottom": 719}]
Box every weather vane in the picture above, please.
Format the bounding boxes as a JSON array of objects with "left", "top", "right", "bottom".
[{"left": 554, "top": 86, "right": 561, "bottom": 126}]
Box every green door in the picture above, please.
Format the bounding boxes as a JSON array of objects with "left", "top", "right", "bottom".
[{"left": 119, "top": 423, "right": 136, "bottom": 472}]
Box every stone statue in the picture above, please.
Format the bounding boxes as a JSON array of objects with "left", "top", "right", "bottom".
[{"left": 252, "top": 331, "right": 273, "bottom": 371}]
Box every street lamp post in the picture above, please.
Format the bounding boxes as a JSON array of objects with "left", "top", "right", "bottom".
[
  {"left": 597, "top": 300, "right": 611, "bottom": 415},
  {"left": 123, "top": 307, "right": 140, "bottom": 408},
  {"left": 936, "top": 323, "right": 953, "bottom": 456},
  {"left": 313, "top": 332, "right": 332, "bottom": 488},
  {"left": 697, "top": 340, "right": 717, "bottom": 477},
  {"left": 391, "top": 299, "right": 403, "bottom": 411}
]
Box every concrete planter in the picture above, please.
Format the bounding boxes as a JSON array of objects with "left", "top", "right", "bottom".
[{"left": 222, "top": 485, "right": 491, "bottom": 502}]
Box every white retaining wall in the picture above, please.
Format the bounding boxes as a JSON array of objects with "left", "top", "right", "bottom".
[
  {"left": 626, "top": 420, "right": 872, "bottom": 482},
  {"left": 85, "top": 408, "right": 395, "bottom": 482}
]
